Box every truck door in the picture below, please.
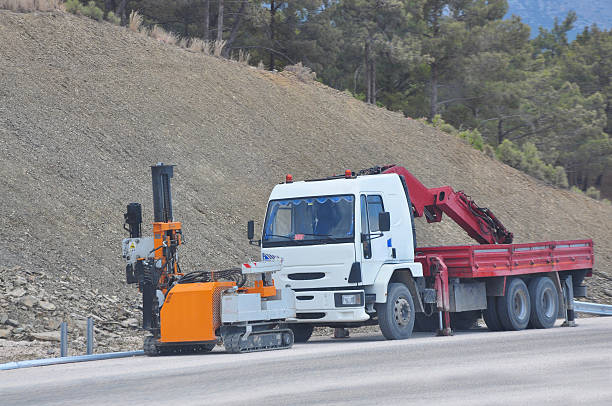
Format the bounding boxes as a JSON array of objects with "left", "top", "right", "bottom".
[{"left": 359, "top": 194, "right": 390, "bottom": 285}]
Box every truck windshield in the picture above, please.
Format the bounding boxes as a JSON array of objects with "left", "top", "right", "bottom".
[{"left": 262, "top": 195, "right": 355, "bottom": 247}]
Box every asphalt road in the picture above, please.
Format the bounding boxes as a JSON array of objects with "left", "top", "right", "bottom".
[{"left": 2, "top": 318, "right": 611, "bottom": 405}]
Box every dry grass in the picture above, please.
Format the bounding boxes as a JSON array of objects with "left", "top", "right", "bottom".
[
  {"left": 188, "top": 38, "right": 204, "bottom": 52},
  {"left": 202, "top": 40, "right": 212, "bottom": 55},
  {"left": 0, "top": 0, "right": 61, "bottom": 12},
  {"left": 236, "top": 49, "right": 250, "bottom": 65},
  {"left": 213, "top": 39, "right": 226, "bottom": 57},
  {"left": 188, "top": 38, "right": 213, "bottom": 55},
  {"left": 284, "top": 62, "right": 316, "bottom": 82},
  {"left": 150, "top": 25, "right": 178, "bottom": 46},
  {"left": 128, "top": 10, "right": 142, "bottom": 32},
  {"left": 178, "top": 37, "right": 189, "bottom": 49}
]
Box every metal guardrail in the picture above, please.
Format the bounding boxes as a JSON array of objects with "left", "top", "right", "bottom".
[
  {"left": 0, "top": 316, "right": 145, "bottom": 371},
  {"left": 0, "top": 350, "right": 144, "bottom": 371},
  {"left": 574, "top": 300, "right": 612, "bottom": 316}
]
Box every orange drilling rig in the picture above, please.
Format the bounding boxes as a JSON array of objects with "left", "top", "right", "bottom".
[{"left": 122, "top": 164, "right": 295, "bottom": 355}]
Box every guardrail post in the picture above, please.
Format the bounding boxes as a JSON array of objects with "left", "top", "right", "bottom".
[
  {"left": 86, "top": 317, "right": 94, "bottom": 355},
  {"left": 60, "top": 322, "right": 68, "bottom": 357}
]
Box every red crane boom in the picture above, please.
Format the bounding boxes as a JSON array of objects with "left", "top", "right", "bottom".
[{"left": 359, "top": 165, "right": 513, "bottom": 245}]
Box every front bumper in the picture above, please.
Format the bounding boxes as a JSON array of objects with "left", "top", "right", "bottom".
[{"left": 292, "top": 290, "right": 369, "bottom": 323}]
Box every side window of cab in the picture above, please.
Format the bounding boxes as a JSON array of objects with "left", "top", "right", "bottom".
[{"left": 360, "top": 194, "right": 384, "bottom": 259}]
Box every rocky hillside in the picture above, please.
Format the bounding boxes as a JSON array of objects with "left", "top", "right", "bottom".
[{"left": 1, "top": 10, "right": 611, "bottom": 361}]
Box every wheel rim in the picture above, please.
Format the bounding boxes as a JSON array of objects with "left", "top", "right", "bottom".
[
  {"left": 541, "top": 287, "right": 555, "bottom": 318},
  {"left": 514, "top": 289, "right": 528, "bottom": 320},
  {"left": 394, "top": 296, "right": 412, "bottom": 327}
]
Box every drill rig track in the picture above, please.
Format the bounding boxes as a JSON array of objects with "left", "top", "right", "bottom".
[
  {"left": 143, "top": 336, "right": 216, "bottom": 356},
  {"left": 223, "top": 327, "right": 294, "bottom": 354}
]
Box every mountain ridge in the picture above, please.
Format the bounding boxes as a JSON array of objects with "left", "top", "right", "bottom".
[{"left": 507, "top": 0, "right": 612, "bottom": 39}]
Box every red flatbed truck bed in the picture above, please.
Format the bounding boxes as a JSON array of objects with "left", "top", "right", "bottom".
[
  {"left": 412, "top": 240, "right": 593, "bottom": 333},
  {"left": 416, "top": 239, "right": 593, "bottom": 278}
]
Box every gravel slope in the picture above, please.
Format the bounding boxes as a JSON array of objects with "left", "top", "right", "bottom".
[{"left": 0, "top": 10, "right": 611, "bottom": 360}]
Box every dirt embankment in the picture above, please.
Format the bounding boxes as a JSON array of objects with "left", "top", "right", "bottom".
[{"left": 1, "top": 10, "right": 611, "bottom": 362}]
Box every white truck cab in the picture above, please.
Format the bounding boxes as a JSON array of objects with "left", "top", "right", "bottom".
[{"left": 254, "top": 173, "right": 424, "bottom": 340}]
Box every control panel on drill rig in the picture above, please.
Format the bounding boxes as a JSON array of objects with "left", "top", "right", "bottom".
[{"left": 122, "top": 164, "right": 295, "bottom": 355}]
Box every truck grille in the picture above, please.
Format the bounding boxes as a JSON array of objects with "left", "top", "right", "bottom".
[{"left": 288, "top": 272, "right": 325, "bottom": 280}]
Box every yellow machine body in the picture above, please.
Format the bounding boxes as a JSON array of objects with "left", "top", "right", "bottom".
[{"left": 160, "top": 281, "right": 235, "bottom": 343}]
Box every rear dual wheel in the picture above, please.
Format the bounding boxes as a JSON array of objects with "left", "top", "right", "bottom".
[
  {"left": 483, "top": 278, "right": 530, "bottom": 331},
  {"left": 497, "top": 278, "right": 531, "bottom": 331},
  {"left": 483, "top": 295, "right": 504, "bottom": 331},
  {"left": 528, "top": 277, "right": 559, "bottom": 329},
  {"left": 483, "top": 277, "right": 558, "bottom": 332}
]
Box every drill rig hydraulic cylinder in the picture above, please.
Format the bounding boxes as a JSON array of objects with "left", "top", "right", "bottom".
[{"left": 151, "top": 164, "right": 175, "bottom": 223}]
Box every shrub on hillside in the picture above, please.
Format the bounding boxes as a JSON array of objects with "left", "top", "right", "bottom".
[
  {"left": 586, "top": 186, "right": 601, "bottom": 200},
  {"left": 429, "top": 115, "right": 483, "bottom": 150},
  {"left": 82, "top": 1, "right": 102, "bottom": 21},
  {"left": 64, "top": 0, "right": 103, "bottom": 21},
  {"left": 458, "top": 129, "right": 484, "bottom": 151},
  {"left": 552, "top": 166, "right": 569, "bottom": 189},
  {"left": 482, "top": 143, "right": 496, "bottom": 158},
  {"left": 520, "top": 142, "right": 547, "bottom": 181},
  {"left": 106, "top": 10, "right": 120, "bottom": 25},
  {"left": 495, "top": 140, "right": 569, "bottom": 188},
  {"left": 431, "top": 115, "right": 455, "bottom": 134},
  {"left": 495, "top": 139, "right": 523, "bottom": 168},
  {"left": 64, "top": 0, "right": 82, "bottom": 14},
  {"left": 570, "top": 186, "right": 584, "bottom": 194}
]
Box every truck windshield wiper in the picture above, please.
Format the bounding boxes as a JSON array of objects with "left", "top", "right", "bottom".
[
  {"left": 264, "top": 234, "right": 295, "bottom": 240},
  {"left": 299, "top": 233, "right": 339, "bottom": 242}
]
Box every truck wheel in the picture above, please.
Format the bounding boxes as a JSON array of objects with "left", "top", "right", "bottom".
[
  {"left": 483, "top": 296, "right": 504, "bottom": 331},
  {"left": 451, "top": 310, "right": 481, "bottom": 330},
  {"left": 528, "top": 277, "right": 558, "bottom": 329},
  {"left": 376, "top": 283, "right": 415, "bottom": 340},
  {"left": 497, "top": 278, "right": 531, "bottom": 331},
  {"left": 288, "top": 324, "right": 314, "bottom": 343}
]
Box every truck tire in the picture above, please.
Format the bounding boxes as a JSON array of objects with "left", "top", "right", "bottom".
[
  {"left": 288, "top": 324, "right": 314, "bottom": 343},
  {"left": 483, "top": 296, "right": 504, "bottom": 331},
  {"left": 451, "top": 310, "right": 481, "bottom": 330},
  {"left": 497, "top": 278, "right": 531, "bottom": 331},
  {"left": 528, "top": 277, "right": 558, "bottom": 329},
  {"left": 376, "top": 283, "right": 415, "bottom": 340}
]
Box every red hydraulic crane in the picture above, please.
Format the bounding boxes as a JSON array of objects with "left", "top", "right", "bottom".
[{"left": 359, "top": 165, "right": 513, "bottom": 245}]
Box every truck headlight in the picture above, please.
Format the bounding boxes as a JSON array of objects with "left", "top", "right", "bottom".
[{"left": 334, "top": 292, "right": 364, "bottom": 307}]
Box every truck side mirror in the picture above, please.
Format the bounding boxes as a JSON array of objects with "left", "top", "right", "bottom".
[
  {"left": 247, "top": 220, "right": 255, "bottom": 240},
  {"left": 379, "top": 212, "right": 390, "bottom": 232}
]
